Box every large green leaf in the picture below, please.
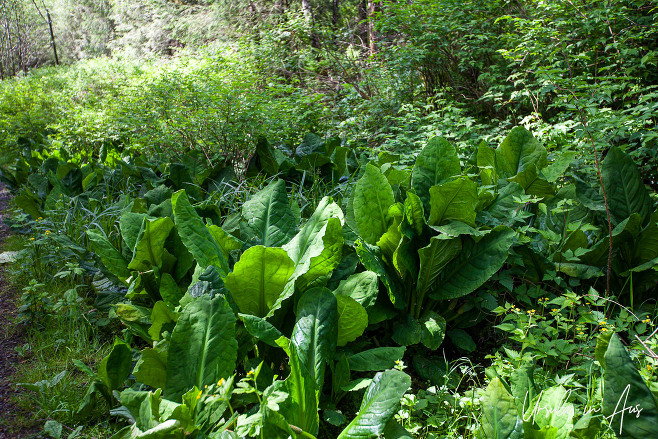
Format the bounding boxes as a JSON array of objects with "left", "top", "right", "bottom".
[
  {"left": 285, "top": 288, "right": 338, "bottom": 435},
  {"left": 239, "top": 314, "right": 287, "bottom": 348},
  {"left": 485, "top": 182, "right": 524, "bottom": 221},
  {"left": 334, "top": 271, "right": 379, "bottom": 309},
  {"left": 120, "top": 212, "right": 146, "bottom": 251},
  {"left": 496, "top": 126, "right": 547, "bottom": 178},
  {"left": 420, "top": 312, "right": 446, "bottom": 350},
  {"left": 224, "top": 245, "right": 295, "bottom": 318},
  {"left": 98, "top": 338, "right": 132, "bottom": 392},
  {"left": 602, "top": 334, "right": 658, "bottom": 438},
  {"left": 479, "top": 377, "right": 523, "bottom": 439},
  {"left": 335, "top": 295, "right": 368, "bottom": 346},
  {"left": 478, "top": 144, "right": 501, "bottom": 187},
  {"left": 508, "top": 165, "right": 555, "bottom": 198},
  {"left": 523, "top": 386, "right": 574, "bottom": 439},
  {"left": 416, "top": 237, "right": 461, "bottom": 305},
  {"left": 428, "top": 177, "right": 479, "bottom": 226},
  {"left": 338, "top": 369, "right": 411, "bottom": 439},
  {"left": 356, "top": 240, "right": 405, "bottom": 309},
  {"left": 432, "top": 226, "right": 515, "bottom": 300},
  {"left": 353, "top": 163, "right": 395, "bottom": 244},
  {"left": 172, "top": 190, "right": 228, "bottom": 274},
  {"left": 291, "top": 288, "right": 338, "bottom": 391},
  {"left": 377, "top": 204, "right": 404, "bottom": 260},
  {"left": 403, "top": 192, "right": 426, "bottom": 237},
  {"left": 128, "top": 217, "right": 174, "bottom": 271},
  {"left": 602, "top": 146, "right": 653, "bottom": 224},
  {"left": 134, "top": 348, "right": 168, "bottom": 390},
  {"left": 347, "top": 347, "right": 406, "bottom": 372},
  {"left": 164, "top": 294, "right": 237, "bottom": 401},
  {"left": 207, "top": 224, "right": 242, "bottom": 260},
  {"left": 411, "top": 137, "right": 461, "bottom": 213},
  {"left": 296, "top": 217, "right": 344, "bottom": 290},
  {"left": 242, "top": 179, "right": 297, "bottom": 246},
  {"left": 286, "top": 341, "right": 320, "bottom": 435},
  {"left": 87, "top": 230, "right": 130, "bottom": 281}
]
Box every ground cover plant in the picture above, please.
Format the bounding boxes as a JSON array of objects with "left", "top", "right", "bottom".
[
  {"left": 0, "top": 1, "right": 657, "bottom": 438},
  {"left": 1, "top": 121, "right": 657, "bottom": 437}
]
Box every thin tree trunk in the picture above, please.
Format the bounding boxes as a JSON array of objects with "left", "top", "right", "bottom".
[
  {"left": 247, "top": 1, "right": 260, "bottom": 45},
  {"left": 300, "top": 0, "right": 318, "bottom": 47},
  {"left": 13, "top": 6, "right": 25, "bottom": 73},
  {"left": 367, "top": 0, "right": 376, "bottom": 55},
  {"left": 332, "top": 0, "right": 339, "bottom": 29},
  {"left": 46, "top": 8, "right": 58, "bottom": 65}
]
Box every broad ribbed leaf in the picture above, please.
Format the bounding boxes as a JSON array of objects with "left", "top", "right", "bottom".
[
  {"left": 496, "top": 126, "right": 547, "bottom": 178},
  {"left": 240, "top": 314, "right": 287, "bottom": 348},
  {"left": 478, "top": 144, "right": 501, "bottom": 187},
  {"left": 508, "top": 165, "right": 555, "bottom": 197},
  {"left": 432, "top": 226, "right": 515, "bottom": 300},
  {"left": 164, "top": 294, "right": 237, "bottom": 401},
  {"left": 334, "top": 271, "right": 379, "bottom": 309},
  {"left": 416, "top": 237, "right": 461, "bottom": 302},
  {"left": 225, "top": 246, "right": 295, "bottom": 317},
  {"left": 296, "top": 217, "right": 344, "bottom": 290},
  {"left": 347, "top": 347, "right": 406, "bottom": 372},
  {"left": 338, "top": 370, "right": 411, "bottom": 439},
  {"left": 98, "top": 338, "right": 132, "bottom": 392},
  {"left": 486, "top": 182, "right": 524, "bottom": 221},
  {"left": 377, "top": 203, "right": 404, "bottom": 260},
  {"left": 159, "top": 273, "right": 183, "bottom": 308},
  {"left": 356, "top": 240, "right": 405, "bottom": 309},
  {"left": 602, "top": 334, "right": 658, "bottom": 438},
  {"left": 392, "top": 314, "right": 421, "bottom": 346},
  {"left": 335, "top": 295, "right": 368, "bottom": 346},
  {"left": 127, "top": 217, "right": 174, "bottom": 271},
  {"left": 428, "top": 177, "right": 479, "bottom": 226},
  {"left": 420, "top": 312, "right": 446, "bottom": 350},
  {"left": 242, "top": 179, "right": 297, "bottom": 246},
  {"left": 523, "top": 386, "right": 574, "bottom": 438},
  {"left": 284, "top": 196, "right": 344, "bottom": 280},
  {"left": 353, "top": 164, "right": 395, "bottom": 244},
  {"left": 207, "top": 224, "right": 242, "bottom": 260},
  {"left": 411, "top": 137, "right": 461, "bottom": 212},
  {"left": 480, "top": 377, "right": 523, "bottom": 439},
  {"left": 134, "top": 348, "right": 167, "bottom": 390},
  {"left": 291, "top": 288, "right": 338, "bottom": 390},
  {"left": 602, "top": 146, "right": 653, "bottom": 224},
  {"left": 404, "top": 192, "right": 425, "bottom": 236},
  {"left": 172, "top": 190, "right": 228, "bottom": 274},
  {"left": 87, "top": 230, "right": 130, "bottom": 281},
  {"left": 286, "top": 342, "right": 319, "bottom": 435},
  {"left": 120, "top": 212, "right": 146, "bottom": 250}
]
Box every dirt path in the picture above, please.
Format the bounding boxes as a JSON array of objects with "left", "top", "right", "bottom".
[{"left": 0, "top": 184, "right": 35, "bottom": 438}]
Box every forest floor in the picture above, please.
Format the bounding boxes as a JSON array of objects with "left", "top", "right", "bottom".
[{"left": 0, "top": 184, "right": 38, "bottom": 439}]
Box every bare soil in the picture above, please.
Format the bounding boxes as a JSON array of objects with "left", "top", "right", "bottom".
[{"left": 0, "top": 184, "right": 39, "bottom": 438}]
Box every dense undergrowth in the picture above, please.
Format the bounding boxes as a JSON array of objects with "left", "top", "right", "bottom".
[
  {"left": 1, "top": 123, "right": 657, "bottom": 438},
  {"left": 1, "top": 0, "right": 657, "bottom": 438}
]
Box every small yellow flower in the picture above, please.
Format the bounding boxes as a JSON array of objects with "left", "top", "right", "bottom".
[
  {"left": 551, "top": 309, "right": 559, "bottom": 313},
  {"left": 30, "top": 237, "right": 35, "bottom": 241},
  {"left": 205, "top": 385, "right": 208, "bottom": 389},
  {"left": 247, "top": 370, "right": 254, "bottom": 377},
  {"left": 45, "top": 230, "right": 51, "bottom": 235},
  {"left": 196, "top": 390, "right": 202, "bottom": 400},
  {"left": 217, "top": 378, "right": 225, "bottom": 386},
  {"left": 601, "top": 327, "right": 608, "bottom": 332},
  {"left": 648, "top": 365, "right": 653, "bottom": 371}
]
